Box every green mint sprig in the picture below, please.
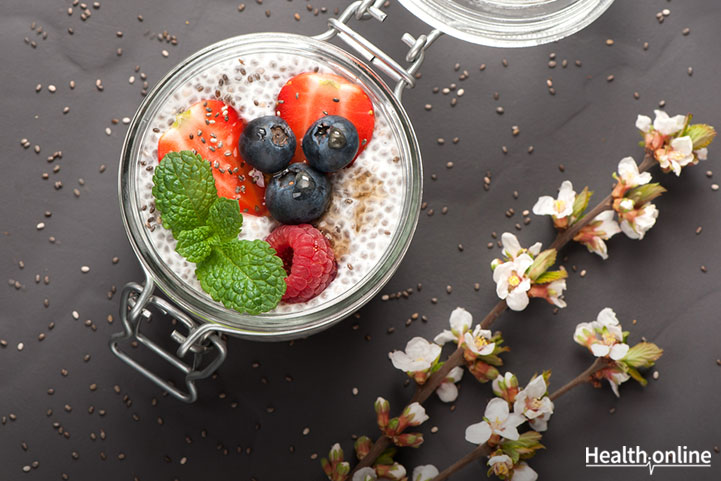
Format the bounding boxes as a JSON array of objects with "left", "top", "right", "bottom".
[{"left": 152, "top": 151, "right": 286, "bottom": 314}]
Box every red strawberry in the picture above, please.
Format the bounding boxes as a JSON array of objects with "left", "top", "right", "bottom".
[
  {"left": 157, "top": 99, "right": 267, "bottom": 216},
  {"left": 276, "top": 72, "right": 374, "bottom": 165}
]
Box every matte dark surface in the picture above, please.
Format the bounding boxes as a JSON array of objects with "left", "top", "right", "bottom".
[{"left": 1, "top": 1, "right": 720, "bottom": 480}]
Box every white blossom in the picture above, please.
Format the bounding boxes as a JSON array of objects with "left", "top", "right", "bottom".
[
  {"left": 618, "top": 198, "right": 635, "bottom": 212},
  {"left": 696, "top": 147, "right": 708, "bottom": 161},
  {"left": 463, "top": 325, "right": 496, "bottom": 357},
  {"left": 617, "top": 157, "right": 652, "bottom": 188},
  {"left": 574, "top": 308, "right": 630, "bottom": 361},
  {"left": 606, "top": 369, "right": 631, "bottom": 398},
  {"left": 513, "top": 376, "right": 554, "bottom": 432},
  {"left": 652, "top": 110, "right": 687, "bottom": 136},
  {"left": 384, "top": 464, "right": 406, "bottom": 480},
  {"left": 434, "top": 307, "right": 473, "bottom": 345},
  {"left": 465, "top": 398, "right": 526, "bottom": 445},
  {"left": 596, "top": 307, "right": 623, "bottom": 333},
  {"left": 573, "top": 321, "right": 595, "bottom": 346},
  {"left": 635, "top": 114, "right": 652, "bottom": 133},
  {"left": 545, "top": 279, "right": 567, "bottom": 308},
  {"left": 493, "top": 254, "right": 533, "bottom": 311},
  {"left": 591, "top": 341, "right": 630, "bottom": 360},
  {"left": 435, "top": 366, "right": 464, "bottom": 403},
  {"left": 492, "top": 372, "right": 518, "bottom": 398},
  {"left": 657, "top": 136, "right": 695, "bottom": 176},
  {"left": 500, "top": 232, "right": 541, "bottom": 261},
  {"left": 529, "top": 410, "right": 553, "bottom": 433},
  {"left": 532, "top": 180, "right": 576, "bottom": 219},
  {"left": 412, "top": 465, "right": 439, "bottom": 481},
  {"left": 511, "top": 463, "right": 538, "bottom": 481},
  {"left": 594, "top": 210, "right": 622, "bottom": 239},
  {"left": 389, "top": 337, "right": 441, "bottom": 373},
  {"left": 577, "top": 210, "right": 621, "bottom": 260},
  {"left": 402, "top": 402, "right": 429, "bottom": 426},
  {"left": 488, "top": 454, "right": 514, "bottom": 478},
  {"left": 353, "top": 467, "right": 377, "bottom": 481},
  {"left": 620, "top": 203, "right": 658, "bottom": 240}
]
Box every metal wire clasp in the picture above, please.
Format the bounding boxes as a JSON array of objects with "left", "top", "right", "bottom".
[
  {"left": 314, "top": 0, "right": 442, "bottom": 100},
  {"left": 108, "top": 271, "right": 227, "bottom": 403}
]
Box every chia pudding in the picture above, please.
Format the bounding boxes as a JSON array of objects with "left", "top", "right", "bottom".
[{"left": 134, "top": 53, "right": 405, "bottom": 314}]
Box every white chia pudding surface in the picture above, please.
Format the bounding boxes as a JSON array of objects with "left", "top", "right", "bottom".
[{"left": 135, "top": 53, "right": 405, "bottom": 314}]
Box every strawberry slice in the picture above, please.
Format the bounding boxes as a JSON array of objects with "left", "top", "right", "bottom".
[
  {"left": 157, "top": 99, "right": 267, "bottom": 216},
  {"left": 276, "top": 72, "right": 375, "bottom": 165}
]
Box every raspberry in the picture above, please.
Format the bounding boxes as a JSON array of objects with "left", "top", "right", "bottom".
[{"left": 265, "top": 224, "right": 337, "bottom": 303}]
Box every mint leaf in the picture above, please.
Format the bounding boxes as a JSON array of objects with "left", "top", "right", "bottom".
[
  {"left": 151, "top": 150, "right": 286, "bottom": 314},
  {"left": 152, "top": 151, "right": 218, "bottom": 236},
  {"left": 207, "top": 197, "right": 243, "bottom": 243},
  {"left": 196, "top": 239, "right": 286, "bottom": 314},
  {"left": 176, "top": 226, "right": 213, "bottom": 263}
]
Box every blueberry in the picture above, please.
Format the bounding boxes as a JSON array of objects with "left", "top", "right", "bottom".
[
  {"left": 239, "top": 116, "right": 296, "bottom": 173},
  {"left": 265, "top": 163, "right": 332, "bottom": 224},
  {"left": 302, "top": 115, "right": 359, "bottom": 173}
]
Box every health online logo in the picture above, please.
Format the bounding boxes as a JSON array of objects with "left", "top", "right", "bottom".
[{"left": 586, "top": 445, "right": 712, "bottom": 475}]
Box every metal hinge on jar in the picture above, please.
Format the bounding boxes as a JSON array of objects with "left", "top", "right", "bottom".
[
  {"left": 109, "top": 271, "right": 229, "bottom": 403},
  {"left": 314, "top": 0, "right": 442, "bottom": 100}
]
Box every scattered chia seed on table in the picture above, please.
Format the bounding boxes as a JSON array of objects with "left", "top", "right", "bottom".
[{"left": 2, "top": 1, "right": 720, "bottom": 479}]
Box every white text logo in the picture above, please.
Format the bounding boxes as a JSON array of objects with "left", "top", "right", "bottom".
[{"left": 585, "top": 445, "right": 712, "bottom": 475}]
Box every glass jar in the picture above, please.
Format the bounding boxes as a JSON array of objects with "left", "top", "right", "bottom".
[
  {"left": 119, "top": 32, "right": 423, "bottom": 341},
  {"left": 111, "top": 0, "right": 614, "bottom": 402}
]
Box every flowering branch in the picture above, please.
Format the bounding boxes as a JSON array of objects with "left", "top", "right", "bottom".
[
  {"left": 432, "top": 444, "right": 491, "bottom": 481},
  {"left": 548, "top": 357, "right": 608, "bottom": 401},
  {"left": 548, "top": 154, "right": 655, "bottom": 251},
  {"left": 351, "top": 152, "right": 653, "bottom": 474},
  {"left": 431, "top": 358, "right": 610, "bottom": 481},
  {"left": 325, "top": 111, "right": 713, "bottom": 481}
]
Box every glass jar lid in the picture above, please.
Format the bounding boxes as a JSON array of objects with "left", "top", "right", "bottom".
[{"left": 397, "top": 0, "right": 614, "bottom": 47}]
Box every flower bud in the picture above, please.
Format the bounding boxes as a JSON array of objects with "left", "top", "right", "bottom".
[
  {"left": 386, "top": 417, "right": 400, "bottom": 433},
  {"left": 352, "top": 467, "right": 377, "bottom": 481},
  {"left": 487, "top": 454, "right": 514, "bottom": 480},
  {"left": 374, "top": 397, "right": 390, "bottom": 430},
  {"left": 321, "top": 458, "right": 332, "bottom": 477},
  {"left": 354, "top": 436, "right": 372, "bottom": 460},
  {"left": 467, "top": 359, "right": 500, "bottom": 383},
  {"left": 393, "top": 432, "right": 424, "bottom": 448},
  {"left": 376, "top": 463, "right": 407, "bottom": 480},
  {"left": 401, "top": 402, "right": 429, "bottom": 427},
  {"left": 336, "top": 462, "right": 350, "bottom": 477},
  {"left": 412, "top": 370, "right": 430, "bottom": 385},
  {"left": 321, "top": 443, "right": 350, "bottom": 481},
  {"left": 492, "top": 372, "right": 519, "bottom": 403},
  {"left": 329, "top": 443, "right": 344, "bottom": 463}
]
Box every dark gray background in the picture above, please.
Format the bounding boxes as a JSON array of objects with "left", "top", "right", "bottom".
[{"left": 1, "top": 0, "right": 720, "bottom": 480}]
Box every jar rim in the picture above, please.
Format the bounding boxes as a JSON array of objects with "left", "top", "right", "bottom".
[
  {"left": 118, "top": 32, "right": 422, "bottom": 340},
  {"left": 398, "top": 0, "right": 614, "bottom": 47}
]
